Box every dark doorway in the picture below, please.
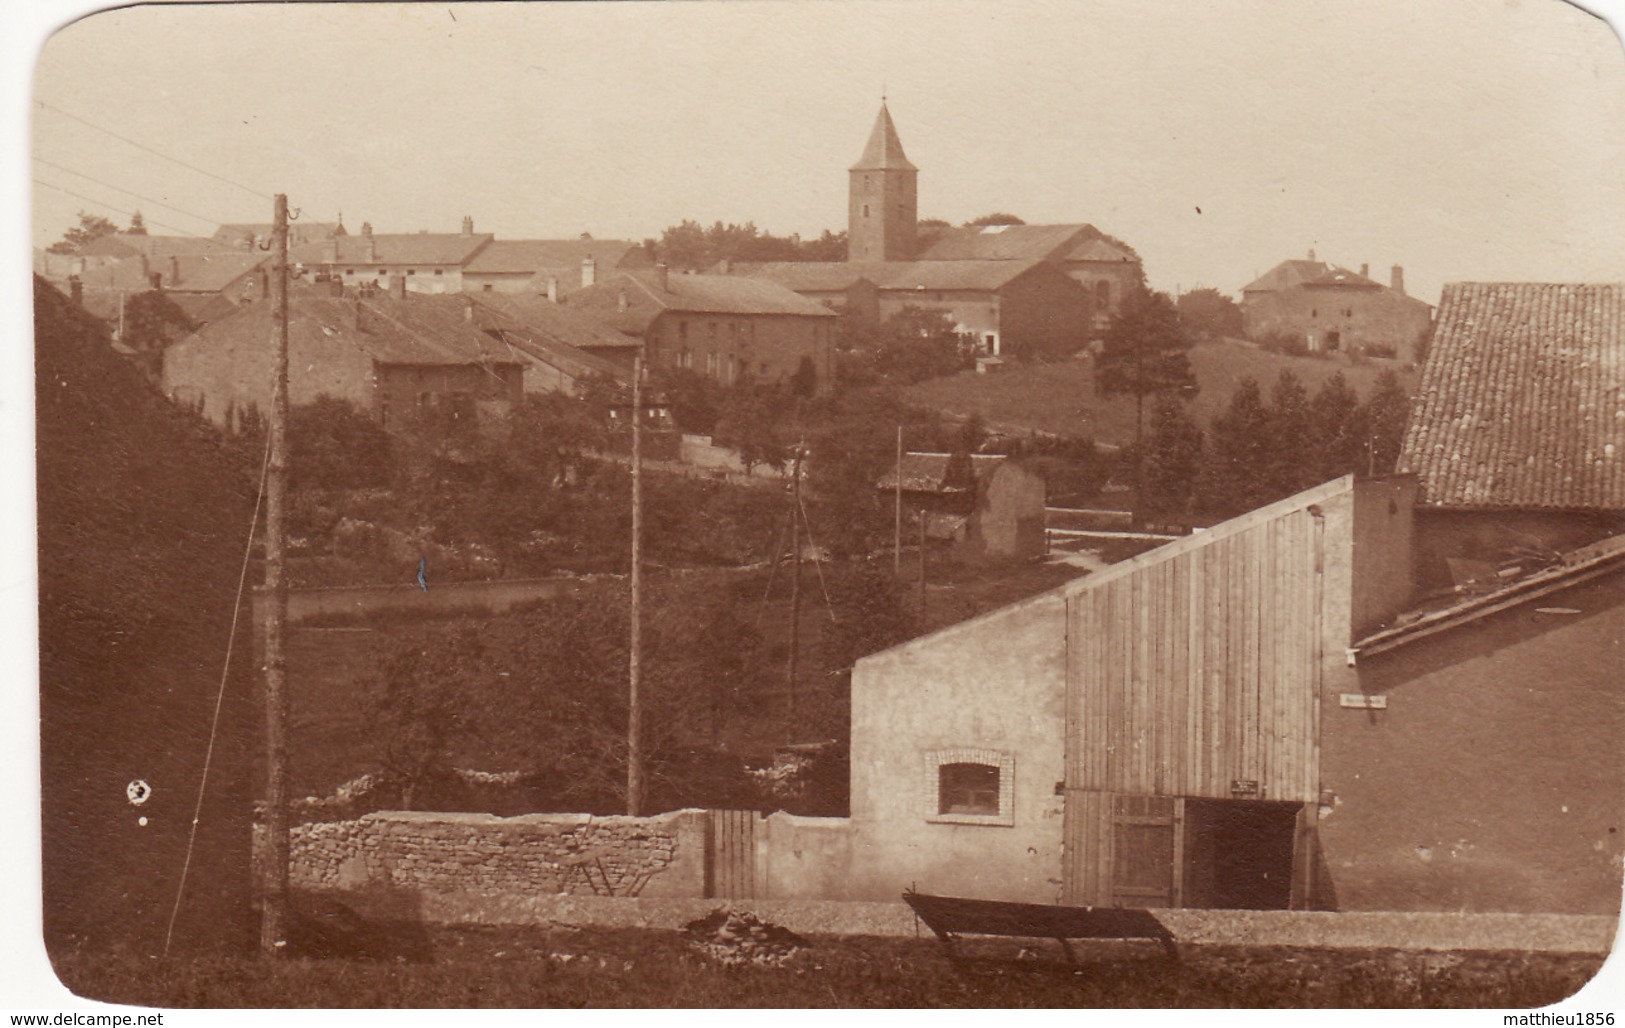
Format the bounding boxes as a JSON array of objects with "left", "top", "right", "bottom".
[
  {"left": 1182, "top": 799, "right": 1299, "bottom": 909},
  {"left": 1324, "top": 329, "right": 1342, "bottom": 351}
]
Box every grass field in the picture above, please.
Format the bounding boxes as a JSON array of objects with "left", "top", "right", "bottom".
[
  {"left": 902, "top": 339, "right": 1419, "bottom": 446},
  {"left": 50, "top": 923, "right": 1604, "bottom": 1008}
]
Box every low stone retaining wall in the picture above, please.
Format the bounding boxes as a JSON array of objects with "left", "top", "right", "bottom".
[{"left": 280, "top": 809, "right": 707, "bottom": 899}]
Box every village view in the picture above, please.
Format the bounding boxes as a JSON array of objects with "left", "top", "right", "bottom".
[{"left": 25, "top": 0, "right": 1625, "bottom": 1014}]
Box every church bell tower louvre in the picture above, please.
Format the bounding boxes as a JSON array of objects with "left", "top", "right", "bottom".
[{"left": 848, "top": 101, "right": 918, "bottom": 263}]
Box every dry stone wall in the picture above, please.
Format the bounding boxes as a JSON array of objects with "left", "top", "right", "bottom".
[{"left": 277, "top": 809, "right": 707, "bottom": 899}]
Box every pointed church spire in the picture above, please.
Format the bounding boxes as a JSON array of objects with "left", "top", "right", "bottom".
[{"left": 851, "top": 101, "right": 917, "bottom": 172}]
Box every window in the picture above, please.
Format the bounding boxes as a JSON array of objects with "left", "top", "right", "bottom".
[
  {"left": 483, "top": 284, "right": 494, "bottom": 292},
  {"left": 924, "top": 748, "right": 1015, "bottom": 826},
  {"left": 863, "top": 204, "right": 870, "bottom": 218},
  {"left": 939, "top": 764, "right": 999, "bottom": 815},
  {"left": 345, "top": 269, "right": 355, "bottom": 276},
  {"left": 434, "top": 269, "right": 444, "bottom": 276},
  {"left": 407, "top": 269, "right": 417, "bottom": 276}
]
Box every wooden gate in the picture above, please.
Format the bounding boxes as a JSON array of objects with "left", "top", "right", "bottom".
[{"left": 705, "top": 809, "right": 757, "bottom": 899}]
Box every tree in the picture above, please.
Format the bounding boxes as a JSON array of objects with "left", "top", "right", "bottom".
[
  {"left": 713, "top": 386, "right": 788, "bottom": 475},
  {"left": 367, "top": 627, "right": 488, "bottom": 809},
  {"left": 1309, "top": 371, "right": 1367, "bottom": 484},
  {"left": 1263, "top": 370, "right": 1314, "bottom": 499},
  {"left": 119, "top": 290, "right": 193, "bottom": 354},
  {"left": 1175, "top": 287, "right": 1244, "bottom": 341},
  {"left": 870, "top": 306, "right": 971, "bottom": 384},
  {"left": 1141, "top": 395, "right": 1204, "bottom": 523},
  {"left": 46, "top": 210, "right": 118, "bottom": 255},
  {"left": 1199, "top": 377, "right": 1271, "bottom": 518},
  {"left": 1094, "top": 285, "right": 1196, "bottom": 503},
  {"left": 1360, "top": 370, "right": 1412, "bottom": 476},
  {"left": 126, "top": 210, "right": 148, "bottom": 236},
  {"left": 964, "top": 212, "right": 1025, "bottom": 226},
  {"left": 289, "top": 396, "right": 395, "bottom": 491}
]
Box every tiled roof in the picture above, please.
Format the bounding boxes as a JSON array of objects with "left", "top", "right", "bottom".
[
  {"left": 731, "top": 259, "right": 1050, "bottom": 293},
  {"left": 76, "top": 252, "right": 269, "bottom": 294},
  {"left": 467, "top": 293, "right": 644, "bottom": 353},
  {"left": 1300, "top": 266, "right": 1385, "bottom": 289},
  {"left": 914, "top": 224, "right": 1099, "bottom": 262},
  {"left": 727, "top": 262, "right": 886, "bottom": 292},
  {"left": 565, "top": 272, "right": 837, "bottom": 334},
  {"left": 1064, "top": 237, "right": 1137, "bottom": 263},
  {"left": 291, "top": 233, "right": 494, "bottom": 267},
  {"left": 213, "top": 222, "right": 339, "bottom": 247},
  {"left": 876, "top": 452, "right": 1006, "bottom": 492},
  {"left": 1399, "top": 282, "right": 1625, "bottom": 510},
  {"left": 463, "top": 238, "right": 642, "bottom": 275},
  {"left": 185, "top": 295, "right": 523, "bottom": 368},
  {"left": 77, "top": 233, "right": 238, "bottom": 260},
  {"left": 850, "top": 103, "right": 917, "bottom": 172}
]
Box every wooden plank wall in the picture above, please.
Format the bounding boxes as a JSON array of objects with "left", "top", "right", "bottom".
[{"left": 1066, "top": 503, "right": 1325, "bottom": 804}]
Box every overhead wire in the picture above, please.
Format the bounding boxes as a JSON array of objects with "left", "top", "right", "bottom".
[
  {"left": 33, "top": 155, "right": 235, "bottom": 231},
  {"left": 32, "top": 177, "right": 219, "bottom": 240},
  {"left": 36, "top": 99, "right": 273, "bottom": 202}
]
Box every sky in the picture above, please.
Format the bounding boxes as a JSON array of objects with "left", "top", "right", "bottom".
[
  {"left": 7, "top": 0, "right": 1625, "bottom": 1016},
  {"left": 20, "top": 0, "right": 1625, "bottom": 304}
]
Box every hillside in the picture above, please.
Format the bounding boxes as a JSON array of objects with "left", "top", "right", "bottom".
[{"left": 902, "top": 338, "right": 1419, "bottom": 445}]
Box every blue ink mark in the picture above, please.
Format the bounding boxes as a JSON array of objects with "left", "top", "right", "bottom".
[{"left": 417, "top": 556, "right": 428, "bottom": 592}]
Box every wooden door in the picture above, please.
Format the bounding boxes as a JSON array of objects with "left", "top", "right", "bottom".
[{"left": 1110, "top": 794, "right": 1180, "bottom": 908}]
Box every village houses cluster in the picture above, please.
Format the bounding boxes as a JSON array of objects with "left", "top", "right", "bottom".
[{"left": 35, "top": 103, "right": 1625, "bottom": 940}]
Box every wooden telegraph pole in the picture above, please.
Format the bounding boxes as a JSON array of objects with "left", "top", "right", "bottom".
[
  {"left": 627, "top": 357, "right": 645, "bottom": 817},
  {"left": 894, "top": 426, "right": 902, "bottom": 574},
  {"left": 786, "top": 442, "right": 804, "bottom": 721},
  {"left": 259, "top": 193, "right": 291, "bottom": 957}
]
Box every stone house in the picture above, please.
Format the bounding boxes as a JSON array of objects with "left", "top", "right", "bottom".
[
  {"left": 1241, "top": 255, "right": 1433, "bottom": 362},
  {"left": 843, "top": 473, "right": 1625, "bottom": 915},
  {"left": 467, "top": 291, "right": 644, "bottom": 379},
  {"left": 563, "top": 265, "right": 839, "bottom": 396},
  {"left": 460, "top": 238, "right": 651, "bottom": 296},
  {"left": 730, "top": 258, "right": 1093, "bottom": 359},
  {"left": 162, "top": 290, "right": 524, "bottom": 432},
  {"left": 1397, "top": 282, "right": 1625, "bottom": 594},
  {"left": 291, "top": 217, "right": 493, "bottom": 295}
]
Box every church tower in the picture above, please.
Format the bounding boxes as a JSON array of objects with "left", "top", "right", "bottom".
[{"left": 848, "top": 102, "right": 917, "bottom": 262}]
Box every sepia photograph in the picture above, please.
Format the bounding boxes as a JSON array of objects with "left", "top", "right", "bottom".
[{"left": 10, "top": 0, "right": 1625, "bottom": 1015}]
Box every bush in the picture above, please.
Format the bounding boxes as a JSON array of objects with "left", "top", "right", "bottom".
[{"left": 1256, "top": 331, "right": 1309, "bottom": 357}]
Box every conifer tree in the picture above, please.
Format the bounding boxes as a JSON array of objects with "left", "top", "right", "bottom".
[
  {"left": 1142, "top": 395, "right": 1204, "bottom": 524},
  {"left": 1360, "top": 370, "right": 1413, "bottom": 475},
  {"left": 1309, "top": 371, "right": 1367, "bottom": 483},
  {"left": 1199, "top": 377, "right": 1271, "bottom": 518},
  {"left": 1264, "top": 370, "right": 1313, "bottom": 499}
]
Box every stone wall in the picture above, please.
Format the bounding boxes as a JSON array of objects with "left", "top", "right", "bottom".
[{"left": 274, "top": 809, "right": 708, "bottom": 899}]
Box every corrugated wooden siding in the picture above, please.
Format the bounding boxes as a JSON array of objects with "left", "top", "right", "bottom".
[
  {"left": 1066, "top": 503, "right": 1325, "bottom": 804},
  {"left": 1060, "top": 789, "right": 1111, "bottom": 905},
  {"left": 705, "top": 809, "right": 757, "bottom": 899}
]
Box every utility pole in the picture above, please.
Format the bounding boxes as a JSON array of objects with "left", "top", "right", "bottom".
[
  {"left": 259, "top": 193, "right": 290, "bottom": 958},
  {"left": 894, "top": 426, "right": 902, "bottom": 574},
  {"left": 786, "top": 441, "right": 803, "bottom": 722},
  {"left": 627, "top": 356, "right": 645, "bottom": 817},
  {"left": 917, "top": 509, "right": 928, "bottom": 616}
]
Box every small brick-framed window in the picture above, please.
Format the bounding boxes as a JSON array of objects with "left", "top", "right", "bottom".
[{"left": 924, "top": 748, "right": 1015, "bottom": 826}]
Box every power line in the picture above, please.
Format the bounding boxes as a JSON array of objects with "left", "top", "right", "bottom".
[
  {"left": 33, "top": 155, "right": 236, "bottom": 231},
  {"left": 36, "top": 99, "right": 272, "bottom": 202},
  {"left": 32, "top": 177, "right": 215, "bottom": 239}
]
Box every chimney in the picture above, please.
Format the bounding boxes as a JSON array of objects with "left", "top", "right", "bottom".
[
  {"left": 1360, "top": 263, "right": 1369, "bottom": 279},
  {"left": 1307, "top": 248, "right": 1316, "bottom": 262},
  {"left": 581, "top": 256, "right": 597, "bottom": 289},
  {"left": 1390, "top": 264, "right": 1405, "bottom": 295},
  {"left": 546, "top": 276, "right": 559, "bottom": 303},
  {"left": 169, "top": 256, "right": 181, "bottom": 288},
  {"left": 655, "top": 262, "right": 669, "bottom": 291},
  {"left": 461, "top": 215, "right": 474, "bottom": 237},
  {"left": 68, "top": 274, "right": 82, "bottom": 306},
  {"left": 361, "top": 220, "right": 373, "bottom": 237}
]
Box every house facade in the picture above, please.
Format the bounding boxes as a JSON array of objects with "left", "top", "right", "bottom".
[
  {"left": 291, "top": 218, "right": 492, "bottom": 295},
  {"left": 1242, "top": 256, "right": 1433, "bottom": 362},
  {"left": 163, "top": 291, "right": 523, "bottom": 432},
  {"left": 564, "top": 267, "right": 838, "bottom": 395}
]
